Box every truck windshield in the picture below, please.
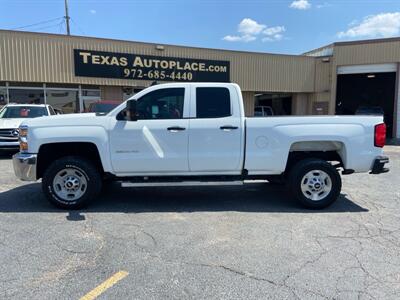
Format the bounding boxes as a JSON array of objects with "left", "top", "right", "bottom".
[{"left": 0, "top": 106, "right": 48, "bottom": 118}]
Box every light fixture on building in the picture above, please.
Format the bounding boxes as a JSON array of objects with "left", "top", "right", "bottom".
[
  {"left": 322, "top": 57, "right": 330, "bottom": 63},
  {"left": 155, "top": 45, "right": 165, "bottom": 51},
  {"left": 367, "top": 74, "right": 376, "bottom": 78}
]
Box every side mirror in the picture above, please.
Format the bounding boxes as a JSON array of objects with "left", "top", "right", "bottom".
[{"left": 126, "top": 100, "right": 137, "bottom": 121}]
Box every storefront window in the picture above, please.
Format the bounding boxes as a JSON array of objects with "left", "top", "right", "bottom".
[
  {"left": 46, "top": 89, "right": 79, "bottom": 114},
  {"left": 123, "top": 87, "right": 145, "bottom": 100},
  {"left": 2, "top": 84, "right": 101, "bottom": 114},
  {"left": 82, "top": 89, "right": 101, "bottom": 112},
  {"left": 0, "top": 88, "right": 7, "bottom": 108},
  {"left": 82, "top": 89, "right": 122, "bottom": 114},
  {"left": 9, "top": 88, "right": 44, "bottom": 104}
]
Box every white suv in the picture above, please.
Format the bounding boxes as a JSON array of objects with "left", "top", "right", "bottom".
[{"left": 0, "top": 104, "right": 55, "bottom": 150}]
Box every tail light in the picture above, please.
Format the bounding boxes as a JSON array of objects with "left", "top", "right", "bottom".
[{"left": 374, "top": 123, "right": 386, "bottom": 148}]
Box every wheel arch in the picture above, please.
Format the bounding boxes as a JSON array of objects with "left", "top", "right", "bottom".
[
  {"left": 285, "top": 140, "right": 347, "bottom": 175},
  {"left": 37, "top": 142, "right": 104, "bottom": 179}
]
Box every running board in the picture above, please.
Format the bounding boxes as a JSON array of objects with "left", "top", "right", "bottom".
[{"left": 121, "top": 180, "right": 244, "bottom": 188}]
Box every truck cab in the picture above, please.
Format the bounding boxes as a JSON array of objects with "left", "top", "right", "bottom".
[{"left": 108, "top": 83, "right": 245, "bottom": 175}]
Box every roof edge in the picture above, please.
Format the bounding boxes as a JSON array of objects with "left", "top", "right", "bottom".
[{"left": 0, "top": 29, "right": 313, "bottom": 59}]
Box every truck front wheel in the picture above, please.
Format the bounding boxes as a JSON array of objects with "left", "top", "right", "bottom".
[
  {"left": 288, "top": 158, "right": 341, "bottom": 209},
  {"left": 42, "top": 156, "right": 102, "bottom": 209}
]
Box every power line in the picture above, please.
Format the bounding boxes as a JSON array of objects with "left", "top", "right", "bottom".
[
  {"left": 58, "top": 20, "right": 65, "bottom": 34},
  {"left": 10, "top": 17, "right": 64, "bottom": 30},
  {"left": 70, "top": 18, "right": 85, "bottom": 35},
  {"left": 24, "top": 20, "right": 65, "bottom": 32}
]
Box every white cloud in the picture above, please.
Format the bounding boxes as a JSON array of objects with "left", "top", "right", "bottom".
[
  {"left": 223, "top": 34, "right": 256, "bottom": 42},
  {"left": 238, "top": 18, "right": 266, "bottom": 35},
  {"left": 337, "top": 12, "right": 400, "bottom": 39},
  {"left": 262, "top": 26, "right": 286, "bottom": 42},
  {"left": 263, "top": 26, "right": 286, "bottom": 36},
  {"left": 262, "top": 34, "right": 284, "bottom": 42},
  {"left": 223, "top": 18, "right": 285, "bottom": 42},
  {"left": 90, "top": 9, "right": 96, "bottom": 14},
  {"left": 290, "top": 0, "right": 311, "bottom": 10}
]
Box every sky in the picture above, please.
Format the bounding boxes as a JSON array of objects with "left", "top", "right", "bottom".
[{"left": 1, "top": 0, "right": 400, "bottom": 55}]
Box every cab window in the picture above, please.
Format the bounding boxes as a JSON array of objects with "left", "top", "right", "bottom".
[
  {"left": 136, "top": 88, "right": 184, "bottom": 120},
  {"left": 196, "top": 87, "right": 231, "bottom": 118}
]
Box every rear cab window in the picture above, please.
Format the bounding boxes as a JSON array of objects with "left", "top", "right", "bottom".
[{"left": 195, "top": 87, "right": 231, "bottom": 118}]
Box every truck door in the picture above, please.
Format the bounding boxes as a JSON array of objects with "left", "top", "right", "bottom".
[
  {"left": 188, "top": 86, "right": 244, "bottom": 173},
  {"left": 109, "top": 87, "right": 190, "bottom": 174}
]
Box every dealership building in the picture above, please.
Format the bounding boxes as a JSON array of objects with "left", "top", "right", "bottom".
[{"left": 0, "top": 29, "right": 399, "bottom": 139}]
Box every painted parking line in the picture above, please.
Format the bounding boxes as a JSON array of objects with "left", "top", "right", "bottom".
[{"left": 80, "top": 271, "right": 129, "bottom": 300}]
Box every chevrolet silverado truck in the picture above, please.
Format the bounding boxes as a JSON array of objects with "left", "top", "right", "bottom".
[{"left": 13, "top": 83, "right": 389, "bottom": 209}]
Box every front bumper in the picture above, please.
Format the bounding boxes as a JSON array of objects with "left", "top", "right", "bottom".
[
  {"left": 370, "top": 156, "right": 389, "bottom": 174},
  {"left": 0, "top": 141, "right": 19, "bottom": 149},
  {"left": 12, "top": 153, "right": 37, "bottom": 181}
]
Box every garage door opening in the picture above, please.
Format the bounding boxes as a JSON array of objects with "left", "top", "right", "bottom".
[
  {"left": 336, "top": 72, "right": 396, "bottom": 138},
  {"left": 255, "top": 93, "right": 292, "bottom": 116}
]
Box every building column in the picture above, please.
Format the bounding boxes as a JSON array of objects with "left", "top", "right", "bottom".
[
  {"left": 394, "top": 64, "right": 400, "bottom": 138},
  {"left": 329, "top": 64, "right": 337, "bottom": 115},
  {"left": 242, "top": 91, "right": 255, "bottom": 117},
  {"left": 5, "top": 82, "right": 9, "bottom": 104},
  {"left": 100, "top": 86, "right": 123, "bottom": 101},
  {"left": 292, "top": 93, "right": 309, "bottom": 115}
]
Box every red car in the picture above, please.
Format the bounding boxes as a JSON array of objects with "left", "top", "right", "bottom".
[{"left": 87, "top": 100, "right": 122, "bottom": 114}]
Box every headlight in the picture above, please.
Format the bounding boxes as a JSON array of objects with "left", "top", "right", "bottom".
[
  {"left": 19, "top": 125, "right": 28, "bottom": 138},
  {"left": 19, "top": 125, "right": 28, "bottom": 152}
]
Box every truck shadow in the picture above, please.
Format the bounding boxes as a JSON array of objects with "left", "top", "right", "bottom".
[
  {"left": 0, "top": 151, "right": 17, "bottom": 160},
  {"left": 0, "top": 182, "right": 368, "bottom": 213}
]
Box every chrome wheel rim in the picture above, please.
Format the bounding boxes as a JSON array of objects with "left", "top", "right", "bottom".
[
  {"left": 53, "top": 168, "right": 87, "bottom": 202},
  {"left": 300, "top": 170, "right": 332, "bottom": 201}
]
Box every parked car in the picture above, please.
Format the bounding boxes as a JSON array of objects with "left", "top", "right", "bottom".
[
  {"left": 254, "top": 106, "right": 274, "bottom": 117},
  {"left": 87, "top": 100, "right": 121, "bottom": 114},
  {"left": 13, "top": 83, "right": 389, "bottom": 210},
  {"left": 0, "top": 104, "right": 55, "bottom": 150}
]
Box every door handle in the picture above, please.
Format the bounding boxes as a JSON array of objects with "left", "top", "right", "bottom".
[
  {"left": 220, "top": 125, "right": 238, "bottom": 130},
  {"left": 167, "top": 126, "right": 186, "bottom": 131}
]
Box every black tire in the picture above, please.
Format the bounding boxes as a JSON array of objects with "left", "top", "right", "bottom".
[
  {"left": 288, "top": 158, "right": 341, "bottom": 209},
  {"left": 42, "top": 156, "right": 102, "bottom": 209}
]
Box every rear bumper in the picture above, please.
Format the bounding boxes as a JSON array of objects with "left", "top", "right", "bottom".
[
  {"left": 12, "top": 153, "right": 37, "bottom": 181},
  {"left": 370, "top": 156, "right": 389, "bottom": 174}
]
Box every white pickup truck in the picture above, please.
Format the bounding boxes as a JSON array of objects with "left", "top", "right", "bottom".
[{"left": 13, "top": 83, "right": 389, "bottom": 209}]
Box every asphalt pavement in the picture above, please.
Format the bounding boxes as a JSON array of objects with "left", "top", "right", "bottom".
[{"left": 0, "top": 147, "right": 399, "bottom": 299}]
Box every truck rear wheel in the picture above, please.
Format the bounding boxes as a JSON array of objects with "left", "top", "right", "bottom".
[
  {"left": 288, "top": 158, "right": 341, "bottom": 209},
  {"left": 42, "top": 156, "right": 102, "bottom": 209}
]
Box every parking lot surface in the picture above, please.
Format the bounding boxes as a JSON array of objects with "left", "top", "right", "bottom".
[{"left": 0, "top": 147, "right": 399, "bottom": 299}]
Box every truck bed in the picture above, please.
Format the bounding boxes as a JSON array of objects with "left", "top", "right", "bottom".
[{"left": 244, "top": 115, "right": 384, "bottom": 174}]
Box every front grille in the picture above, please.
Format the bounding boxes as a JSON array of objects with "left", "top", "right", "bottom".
[{"left": 0, "top": 128, "right": 19, "bottom": 142}]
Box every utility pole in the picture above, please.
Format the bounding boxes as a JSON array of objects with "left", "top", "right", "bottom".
[{"left": 64, "top": 0, "right": 71, "bottom": 35}]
